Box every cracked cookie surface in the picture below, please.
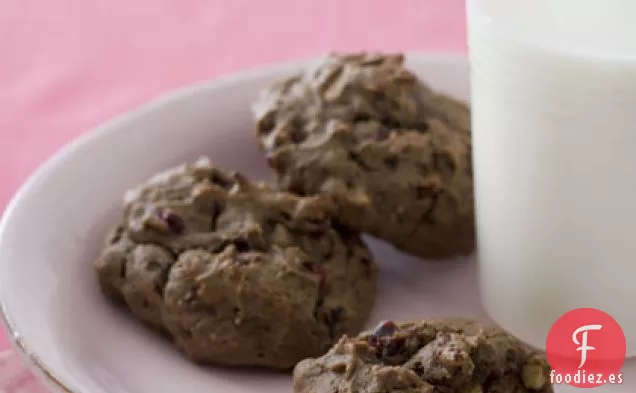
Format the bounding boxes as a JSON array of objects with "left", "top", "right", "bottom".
[
  {"left": 293, "top": 318, "right": 553, "bottom": 393},
  {"left": 94, "top": 157, "right": 378, "bottom": 369},
  {"left": 253, "top": 53, "right": 474, "bottom": 259}
]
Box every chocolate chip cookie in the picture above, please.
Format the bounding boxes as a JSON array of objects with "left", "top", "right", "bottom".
[
  {"left": 293, "top": 318, "right": 553, "bottom": 393},
  {"left": 94, "top": 157, "right": 378, "bottom": 369},
  {"left": 253, "top": 53, "right": 474, "bottom": 259}
]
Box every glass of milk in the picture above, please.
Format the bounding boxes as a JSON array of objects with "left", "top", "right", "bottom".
[{"left": 467, "top": 0, "right": 636, "bottom": 354}]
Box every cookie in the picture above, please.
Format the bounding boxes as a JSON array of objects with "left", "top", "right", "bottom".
[
  {"left": 293, "top": 318, "right": 553, "bottom": 393},
  {"left": 93, "top": 157, "right": 378, "bottom": 369},
  {"left": 253, "top": 53, "right": 474, "bottom": 259}
]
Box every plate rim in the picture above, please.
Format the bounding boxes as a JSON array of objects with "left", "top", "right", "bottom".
[{"left": 0, "top": 51, "right": 467, "bottom": 393}]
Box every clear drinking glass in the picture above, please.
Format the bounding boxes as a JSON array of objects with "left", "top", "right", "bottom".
[{"left": 467, "top": 0, "right": 636, "bottom": 355}]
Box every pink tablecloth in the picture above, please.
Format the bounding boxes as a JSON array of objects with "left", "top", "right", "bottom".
[{"left": 0, "top": 0, "right": 466, "bottom": 388}]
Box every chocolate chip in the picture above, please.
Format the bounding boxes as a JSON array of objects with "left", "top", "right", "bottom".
[
  {"left": 280, "top": 211, "right": 292, "bottom": 221},
  {"left": 348, "top": 151, "right": 371, "bottom": 170},
  {"left": 353, "top": 114, "right": 371, "bottom": 123},
  {"left": 329, "top": 362, "right": 347, "bottom": 373},
  {"left": 411, "top": 361, "right": 425, "bottom": 376},
  {"left": 416, "top": 185, "right": 440, "bottom": 199},
  {"left": 183, "top": 289, "right": 196, "bottom": 302},
  {"left": 306, "top": 218, "right": 324, "bottom": 227},
  {"left": 384, "top": 336, "right": 406, "bottom": 357},
  {"left": 147, "top": 261, "right": 163, "bottom": 271},
  {"left": 372, "top": 320, "right": 398, "bottom": 338},
  {"left": 384, "top": 155, "right": 398, "bottom": 169},
  {"left": 380, "top": 116, "right": 401, "bottom": 129},
  {"left": 287, "top": 181, "right": 307, "bottom": 196},
  {"left": 302, "top": 261, "right": 316, "bottom": 271},
  {"left": 306, "top": 218, "right": 327, "bottom": 233},
  {"left": 317, "top": 271, "right": 327, "bottom": 295},
  {"left": 266, "top": 156, "right": 279, "bottom": 170},
  {"left": 313, "top": 298, "right": 324, "bottom": 320},
  {"left": 374, "top": 127, "right": 391, "bottom": 141},
  {"left": 233, "top": 238, "right": 251, "bottom": 253},
  {"left": 107, "top": 226, "right": 125, "bottom": 245},
  {"left": 272, "top": 133, "right": 287, "bottom": 149},
  {"left": 416, "top": 121, "right": 429, "bottom": 132},
  {"left": 157, "top": 209, "right": 185, "bottom": 234},
  {"left": 210, "top": 208, "right": 221, "bottom": 231},
  {"left": 323, "top": 307, "right": 344, "bottom": 338},
  {"left": 210, "top": 173, "right": 233, "bottom": 190},
  {"left": 433, "top": 151, "right": 457, "bottom": 173},
  {"left": 360, "top": 257, "right": 374, "bottom": 277},
  {"left": 303, "top": 262, "right": 327, "bottom": 292},
  {"left": 204, "top": 304, "right": 218, "bottom": 317},
  {"left": 257, "top": 110, "right": 277, "bottom": 134},
  {"left": 290, "top": 129, "right": 306, "bottom": 143},
  {"left": 330, "top": 307, "right": 344, "bottom": 322},
  {"left": 373, "top": 90, "right": 387, "bottom": 100}
]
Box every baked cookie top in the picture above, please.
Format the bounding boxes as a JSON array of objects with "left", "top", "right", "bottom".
[
  {"left": 253, "top": 53, "right": 474, "bottom": 259},
  {"left": 94, "top": 157, "right": 378, "bottom": 369},
  {"left": 293, "top": 318, "right": 553, "bottom": 393}
]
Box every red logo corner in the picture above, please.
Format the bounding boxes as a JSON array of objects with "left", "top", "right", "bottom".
[{"left": 546, "top": 308, "right": 626, "bottom": 388}]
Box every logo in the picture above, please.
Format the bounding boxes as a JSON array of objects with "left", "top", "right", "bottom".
[
  {"left": 546, "top": 308, "right": 626, "bottom": 388},
  {"left": 572, "top": 324, "right": 602, "bottom": 368}
]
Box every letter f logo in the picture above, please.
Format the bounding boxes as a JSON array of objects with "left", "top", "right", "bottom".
[{"left": 573, "top": 324, "right": 603, "bottom": 368}]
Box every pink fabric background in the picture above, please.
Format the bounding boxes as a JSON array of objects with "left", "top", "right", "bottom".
[{"left": 0, "top": 0, "right": 466, "bottom": 387}]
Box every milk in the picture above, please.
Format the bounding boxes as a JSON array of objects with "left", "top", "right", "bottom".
[{"left": 467, "top": 0, "right": 636, "bottom": 354}]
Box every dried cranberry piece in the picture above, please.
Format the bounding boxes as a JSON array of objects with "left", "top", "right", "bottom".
[
  {"left": 157, "top": 209, "right": 185, "bottom": 234},
  {"left": 372, "top": 320, "right": 398, "bottom": 338}
]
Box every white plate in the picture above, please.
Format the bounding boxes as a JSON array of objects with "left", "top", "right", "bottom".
[{"left": 0, "top": 53, "right": 632, "bottom": 393}]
